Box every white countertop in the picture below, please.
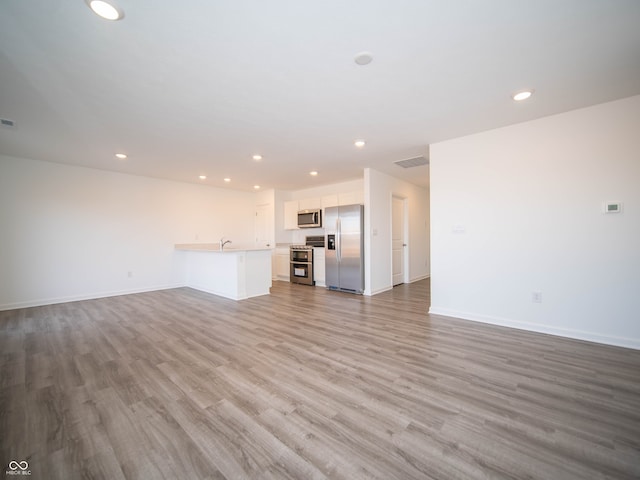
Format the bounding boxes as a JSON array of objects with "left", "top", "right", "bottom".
[{"left": 174, "top": 243, "right": 272, "bottom": 252}]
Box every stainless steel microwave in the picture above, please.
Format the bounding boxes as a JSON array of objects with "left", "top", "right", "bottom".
[{"left": 297, "top": 209, "right": 322, "bottom": 228}]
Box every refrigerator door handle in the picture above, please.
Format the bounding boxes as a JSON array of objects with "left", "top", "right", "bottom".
[{"left": 336, "top": 218, "right": 341, "bottom": 262}]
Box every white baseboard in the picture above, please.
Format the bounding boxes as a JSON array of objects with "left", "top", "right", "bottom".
[
  {"left": 366, "top": 275, "right": 429, "bottom": 296},
  {"left": 186, "top": 284, "right": 269, "bottom": 301},
  {"left": 410, "top": 274, "right": 430, "bottom": 282},
  {"left": 428, "top": 306, "right": 640, "bottom": 350},
  {"left": 367, "top": 285, "right": 393, "bottom": 296},
  {"left": 0, "top": 283, "right": 185, "bottom": 311}
]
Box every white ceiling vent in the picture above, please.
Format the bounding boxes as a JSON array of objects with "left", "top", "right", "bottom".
[{"left": 394, "top": 156, "right": 429, "bottom": 169}]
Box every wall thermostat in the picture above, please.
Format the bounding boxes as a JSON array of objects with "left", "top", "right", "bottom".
[{"left": 603, "top": 202, "right": 622, "bottom": 214}]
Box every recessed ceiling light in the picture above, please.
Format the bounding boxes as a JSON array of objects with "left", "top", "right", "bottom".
[
  {"left": 253, "top": 185, "right": 261, "bottom": 190},
  {"left": 354, "top": 139, "right": 366, "bottom": 148},
  {"left": 310, "top": 171, "right": 318, "bottom": 176},
  {"left": 115, "top": 153, "right": 127, "bottom": 159},
  {"left": 199, "top": 175, "right": 207, "bottom": 180},
  {"left": 224, "top": 178, "right": 231, "bottom": 183},
  {"left": 85, "top": 0, "right": 124, "bottom": 20},
  {"left": 252, "top": 154, "right": 263, "bottom": 161},
  {"left": 512, "top": 90, "right": 534, "bottom": 101},
  {"left": 354, "top": 51, "right": 373, "bottom": 66}
]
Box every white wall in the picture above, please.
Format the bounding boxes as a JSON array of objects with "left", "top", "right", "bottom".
[
  {"left": 0, "top": 155, "right": 257, "bottom": 309},
  {"left": 429, "top": 95, "right": 640, "bottom": 349},
  {"left": 365, "top": 168, "right": 430, "bottom": 296}
]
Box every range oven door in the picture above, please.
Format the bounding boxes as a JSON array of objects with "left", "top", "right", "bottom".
[
  {"left": 290, "top": 262, "right": 314, "bottom": 285},
  {"left": 290, "top": 249, "right": 314, "bottom": 285}
]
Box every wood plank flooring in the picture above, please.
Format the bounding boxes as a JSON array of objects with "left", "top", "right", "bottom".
[{"left": 1, "top": 279, "right": 639, "bottom": 479}]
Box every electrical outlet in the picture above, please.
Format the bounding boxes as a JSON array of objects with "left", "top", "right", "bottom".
[
  {"left": 603, "top": 202, "right": 622, "bottom": 214},
  {"left": 532, "top": 291, "right": 542, "bottom": 303}
]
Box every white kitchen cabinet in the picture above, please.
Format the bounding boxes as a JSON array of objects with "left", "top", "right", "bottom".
[
  {"left": 284, "top": 200, "right": 299, "bottom": 230},
  {"left": 338, "top": 191, "right": 364, "bottom": 206},
  {"left": 313, "top": 247, "right": 325, "bottom": 287},
  {"left": 274, "top": 247, "right": 290, "bottom": 281},
  {"left": 298, "top": 197, "right": 321, "bottom": 210},
  {"left": 321, "top": 194, "right": 339, "bottom": 210},
  {"left": 176, "top": 245, "right": 272, "bottom": 300}
]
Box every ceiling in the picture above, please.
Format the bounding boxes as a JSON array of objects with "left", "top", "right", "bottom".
[{"left": 1, "top": 0, "right": 639, "bottom": 192}]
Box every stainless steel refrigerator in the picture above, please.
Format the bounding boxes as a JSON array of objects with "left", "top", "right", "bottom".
[{"left": 325, "top": 204, "right": 364, "bottom": 294}]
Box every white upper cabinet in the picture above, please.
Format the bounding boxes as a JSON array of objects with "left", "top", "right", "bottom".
[
  {"left": 283, "top": 190, "right": 363, "bottom": 231},
  {"left": 338, "top": 191, "right": 364, "bottom": 206},
  {"left": 321, "top": 194, "right": 339, "bottom": 210},
  {"left": 298, "top": 197, "right": 321, "bottom": 210}
]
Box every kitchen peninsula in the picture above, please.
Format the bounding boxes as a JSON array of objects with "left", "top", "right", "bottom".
[{"left": 175, "top": 244, "right": 272, "bottom": 300}]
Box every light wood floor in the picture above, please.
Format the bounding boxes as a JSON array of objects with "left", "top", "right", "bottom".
[{"left": 1, "top": 279, "right": 639, "bottom": 479}]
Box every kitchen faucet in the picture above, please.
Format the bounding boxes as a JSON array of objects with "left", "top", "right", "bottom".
[{"left": 220, "top": 237, "right": 232, "bottom": 250}]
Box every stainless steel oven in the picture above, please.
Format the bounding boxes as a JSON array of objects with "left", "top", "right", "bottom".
[{"left": 290, "top": 245, "right": 314, "bottom": 285}]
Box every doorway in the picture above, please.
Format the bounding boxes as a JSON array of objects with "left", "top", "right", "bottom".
[
  {"left": 254, "top": 203, "right": 271, "bottom": 248},
  {"left": 391, "top": 195, "right": 408, "bottom": 286}
]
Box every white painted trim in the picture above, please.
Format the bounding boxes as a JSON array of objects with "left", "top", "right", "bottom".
[
  {"left": 367, "top": 276, "right": 428, "bottom": 295},
  {"left": 187, "top": 284, "right": 270, "bottom": 301},
  {"left": 0, "top": 283, "right": 185, "bottom": 311},
  {"left": 428, "top": 306, "right": 640, "bottom": 350},
  {"left": 410, "top": 274, "right": 430, "bottom": 282},
  {"left": 369, "top": 285, "right": 393, "bottom": 296}
]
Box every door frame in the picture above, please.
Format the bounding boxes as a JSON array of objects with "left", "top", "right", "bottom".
[{"left": 254, "top": 203, "right": 273, "bottom": 248}]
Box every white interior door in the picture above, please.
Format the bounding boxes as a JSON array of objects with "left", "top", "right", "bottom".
[
  {"left": 255, "top": 204, "right": 271, "bottom": 247},
  {"left": 392, "top": 196, "right": 406, "bottom": 286}
]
